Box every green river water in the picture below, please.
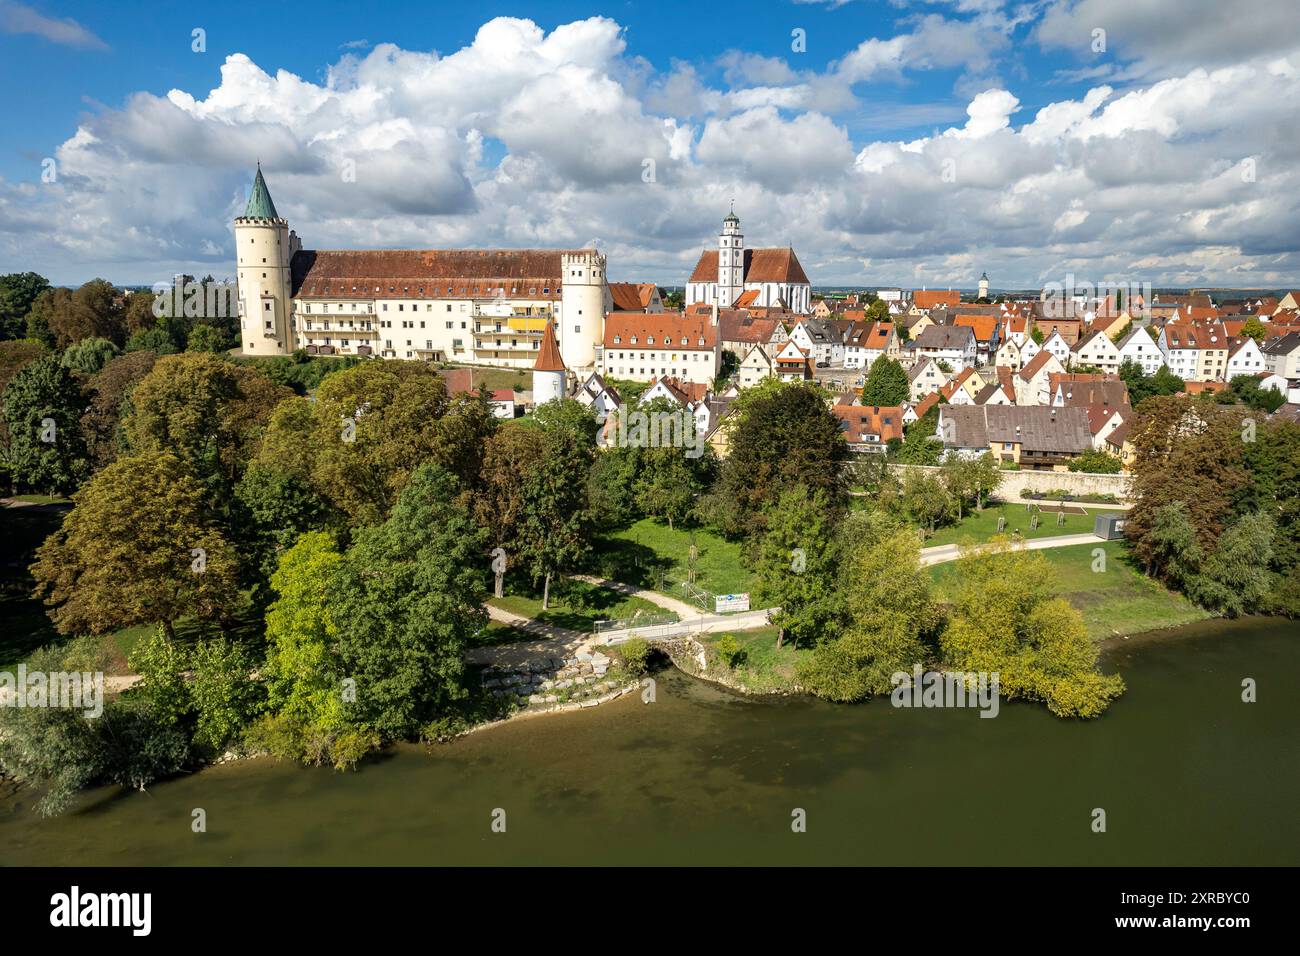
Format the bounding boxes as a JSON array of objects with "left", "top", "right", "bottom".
[{"left": 2, "top": 616, "right": 1296, "bottom": 866}]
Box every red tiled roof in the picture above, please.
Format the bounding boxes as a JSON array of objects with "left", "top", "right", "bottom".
[
  {"left": 609, "top": 282, "right": 656, "bottom": 312},
  {"left": 832, "top": 404, "right": 904, "bottom": 445},
  {"left": 688, "top": 248, "right": 810, "bottom": 285},
  {"left": 953, "top": 313, "right": 998, "bottom": 343},
  {"left": 913, "top": 290, "right": 961, "bottom": 310},
  {"left": 291, "top": 249, "right": 581, "bottom": 299},
  {"left": 603, "top": 312, "right": 717, "bottom": 350},
  {"left": 534, "top": 320, "right": 566, "bottom": 371}
]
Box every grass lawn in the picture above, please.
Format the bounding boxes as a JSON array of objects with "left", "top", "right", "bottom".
[
  {"left": 6, "top": 494, "right": 73, "bottom": 505},
  {"left": 929, "top": 540, "right": 1210, "bottom": 641},
  {"left": 699, "top": 626, "right": 807, "bottom": 693},
  {"left": 488, "top": 578, "right": 676, "bottom": 634},
  {"left": 438, "top": 364, "right": 530, "bottom": 393},
  {"left": 590, "top": 518, "right": 753, "bottom": 601},
  {"left": 923, "top": 504, "right": 1097, "bottom": 547}
]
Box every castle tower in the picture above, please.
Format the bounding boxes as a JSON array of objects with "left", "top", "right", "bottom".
[
  {"left": 532, "top": 319, "right": 567, "bottom": 406},
  {"left": 978, "top": 271, "right": 990, "bottom": 300},
  {"left": 559, "top": 249, "right": 609, "bottom": 370},
  {"left": 718, "top": 206, "right": 744, "bottom": 308},
  {"left": 235, "top": 165, "right": 299, "bottom": 356}
]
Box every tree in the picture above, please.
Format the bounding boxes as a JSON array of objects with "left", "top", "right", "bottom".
[
  {"left": 751, "top": 485, "right": 844, "bottom": 648},
  {"left": 475, "top": 423, "right": 547, "bottom": 550},
  {"left": 860, "top": 355, "right": 909, "bottom": 406},
  {"left": 260, "top": 531, "right": 364, "bottom": 766},
  {"left": 60, "top": 337, "right": 119, "bottom": 376},
  {"left": 2, "top": 355, "right": 89, "bottom": 493},
  {"left": 894, "top": 407, "right": 944, "bottom": 465},
  {"left": 1067, "top": 448, "right": 1124, "bottom": 474},
  {"left": 1240, "top": 315, "right": 1268, "bottom": 343},
  {"left": 331, "top": 464, "right": 488, "bottom": 740},
  {"left": 587, "top": 441, "right": 642, "bottom": 526},
  {"left": 125, "top": 326, "right": 181, "bottom": 355},
  {"left": 1125, "top": 398, "right": 1249, "bottom": 571},
  {"left": 42, "top": 279, "right": 127, "bottom": 347},
  {"left": 233, "top": 463, "right": 332, "bottom": 595},
  {"left": 308, "top": 361, "right": 451, "bottom": 525},
  {"left": 516, "top": 414, "right": 596, "bottom": 608},
  {"left": 940, "top": 541, "right": 1124, "bottom": 717},
  {"left": 796, "top": 523, "right": 936, "bottom": 701},
  {"left": 31, "top": 452, "right": 240, "bottom": 637},
  {"left": 900, "top": 467, "right": 954, "bottom": 533},
  {"left": 186, "top": 323, "right": 231, "bottom": 354},
  {"left": 1144, "top": 501, "right": 1202, "bottom": 588},
  {"left": 709, "top": 380, "right": 848, "bottom": 536},
  {"left": 939, "top": 454, "right": 1000, "bottom": 520},
  {"left": 0, "top": 272, "right": 51, "bottom": 340},
  {"left": 1186, "top": 512, "right": 1275, "bottom": 617},
  {"left": 123, "top": 352, "right": 290, "bottom": 492},
  {"left": 79, "top": 349, "right": 157, "bottom": 471},
  {"left": 187, "top": 636, "right": 265, "bottom": 752}
]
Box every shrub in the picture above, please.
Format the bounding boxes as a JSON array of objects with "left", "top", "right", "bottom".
[
  {"left": 616, "top": 638, "right": 651, "bottom": 676},
  {"left": 714, "top": 634, "right": 744, "bottom": 668}
]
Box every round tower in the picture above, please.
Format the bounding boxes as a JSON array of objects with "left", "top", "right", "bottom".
[
  {"left": 235, "top": 165, "right": 298, "bottom": 356},
  {"left": 558, "top": 249, "right": 608, "bottom": 370},
  {"left": 718, "top": 205, "right": 744, "bottom": 308},
  {"left": 533, "top": 319, "right": 567, "bottom": 406},
  {"left": 978, "top": 271, "right": 990, "bottom": 300}
]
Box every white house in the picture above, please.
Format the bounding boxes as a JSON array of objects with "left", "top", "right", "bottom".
[
  {"left": 600, "top": 312, "right": 720, "bottom": 385},
  {"left": 1117, "top": 326, "right": 1163, "bottom": 375},
  {"left": 910, "top": 325, "right": 977, "bottom": 372},
  {"left": 1226, "top": 336, "right": 1266, "bottom": 380},
  {"left": 574, "top": 371, "right": 622, "bottom": 423},
  {"left": 1261, "top": 332, "right": 1300, "bottom": 379},
  {"left": 908, "top": 356, "right": 949, "bottom": 402},
  {"left": 738, "top": 343, "right": 774, "bottom": 388},
  {"left": 1041, "top": 331, "right": 1071, "bottom": 368},
  {"left": 1071, "top": 329, "right": 1121, "bottom": 372},
  {"left": 788, "top": 317, "right": 844, "bottom": 367}
]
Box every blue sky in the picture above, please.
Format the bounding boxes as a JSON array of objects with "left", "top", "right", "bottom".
[{"left": 2, "top": 0, "right": 1299, "bottom": 288}]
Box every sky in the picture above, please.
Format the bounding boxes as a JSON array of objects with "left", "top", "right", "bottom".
[{"left": 1, "top": 0, "right": 1299, "bottom": 290}]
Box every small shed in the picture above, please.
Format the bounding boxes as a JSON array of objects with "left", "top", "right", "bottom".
[{"left": 1094, "top": 514, "right": 1126, "bottom": 540}]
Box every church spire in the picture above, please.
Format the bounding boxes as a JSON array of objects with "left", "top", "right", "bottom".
[{"left": 242, "top": 164, "right": 280, "bottom": 220}]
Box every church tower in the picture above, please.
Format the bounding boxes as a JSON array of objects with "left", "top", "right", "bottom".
[
  {"left": 235, "top": 165, "right": 299, "bottom": 356},
  {"left": 532, "top": 319, "right": 567, "bottom": 406},
  {"left": 718, "top": 206, "right": 744, "bottom": 308}
]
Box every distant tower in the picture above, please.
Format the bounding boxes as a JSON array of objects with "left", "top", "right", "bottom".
[
  {"left": 533, "top": 319, "right": 567, "bottom": 406},
  {"left": 718, "top": 205, "right": 744, "bottom": 308},
  {"left": 559, "top": 249, "right": 609, "bottom": 370},
  {"left": 234, "top": 165, "right": 300, "bottom": 356},
  {"left": 978, "top": 271, "right": 990, "bottom": 300}
]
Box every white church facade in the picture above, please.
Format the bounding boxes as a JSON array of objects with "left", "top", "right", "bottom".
[{"left": 685, "top": 209, "right": 812, "bottom": 314}]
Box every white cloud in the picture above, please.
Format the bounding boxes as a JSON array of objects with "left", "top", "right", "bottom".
[
  {"left": 2, "top": 12, "right": 1299, "bottom": 290},
  {"left": 0, "top": 0, "right": 106, "bottom": 50}
]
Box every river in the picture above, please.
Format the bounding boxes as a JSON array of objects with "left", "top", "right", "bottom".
[{"left": 2, "top": 617, "right": 1296, "bottom": 865}]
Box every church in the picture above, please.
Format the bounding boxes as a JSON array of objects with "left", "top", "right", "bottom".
[
  {"left": 233, "top": 166, "right": 610, "bottom": 370},
  {"left": 685, "top": 208, "right": 812, "bottom": 314}
]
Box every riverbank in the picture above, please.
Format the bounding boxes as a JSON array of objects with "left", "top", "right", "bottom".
[{"left": 4, "top": 616, "right": 1293, "bottom": 866}]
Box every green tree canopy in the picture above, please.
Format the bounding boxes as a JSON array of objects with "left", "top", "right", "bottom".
[
  {"left": 860, "top": 354, "right": 909, "bottom": 406},
  {"left": 31, "top": 452, "right": 240, "bottom": 637}
]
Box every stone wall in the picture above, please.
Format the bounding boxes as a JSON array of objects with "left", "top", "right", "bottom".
[{"left": 875, "top": 463, "right": 1133, "bottom": 502}]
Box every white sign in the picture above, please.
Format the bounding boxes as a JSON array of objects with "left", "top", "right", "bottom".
[{"left": 715, "top": 593, "right": 750, "bottom": 613}]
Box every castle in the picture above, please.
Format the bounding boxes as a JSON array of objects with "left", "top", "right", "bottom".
[
  {"left": 234, "top": 168, "right": 812, "bottom": 373},
  {"left": 234, "top": 166, "right": 609, "bottom": 370}
]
